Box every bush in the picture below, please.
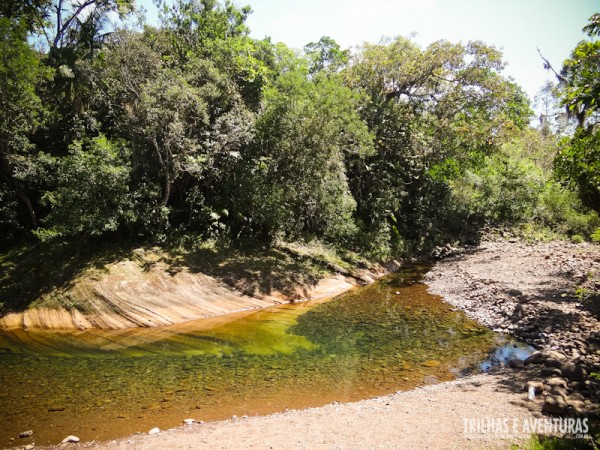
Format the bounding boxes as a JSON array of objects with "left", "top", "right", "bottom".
[{"left": 35, "top": 135, "right": 135, "bottom": 241}]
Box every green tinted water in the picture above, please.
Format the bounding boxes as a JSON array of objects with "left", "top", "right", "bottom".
[{"left": 0, "top": 265, "right": 497, "bottom": 446}]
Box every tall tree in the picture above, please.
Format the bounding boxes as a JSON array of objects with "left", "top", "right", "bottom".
[
  {"left": 554, "top": 15, "right": 600, "bottom": 213},
  {"left": 304, "top": 36, "right": 348, "bottom": 75},
  {"left": 246, "top": 51, "right": 373, "bottom": 241},
  {"left": 0, "top": 18, "right": 51, "bottom": 233},
  {"left": 344, "top": 36, "right": 531, "bottom": 249}
]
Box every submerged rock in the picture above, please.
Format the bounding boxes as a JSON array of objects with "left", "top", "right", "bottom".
[
  {"left": 48, "top": 405, "right": 66, "bottom": 412},
  {"left": 421, "top": 360, "right": 441, "bottom": 368},
  {"left": 19, "top": 430, "right": 33, "bottom": 438}
]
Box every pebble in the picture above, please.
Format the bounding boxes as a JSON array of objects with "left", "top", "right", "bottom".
[
  {"left": 61, "top": 435, "right": 80, "bottom": 444},
  {"left": 148, "top": 427, "right": 160, "bottom": 435},
  {"left": 183, "top": 419, "right": 196, "bottom": 425},
  {"left": 19, "top": 430, "right": 33, "bottom": 438}
]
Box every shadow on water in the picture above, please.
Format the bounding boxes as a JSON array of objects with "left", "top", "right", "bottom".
[{"left": 0, "top": 263, "right": 524, "bottom": 446}]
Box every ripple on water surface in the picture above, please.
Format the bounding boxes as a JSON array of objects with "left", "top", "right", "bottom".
[{"left": 0, "top": 264, "right": 499, "bottom": 446}]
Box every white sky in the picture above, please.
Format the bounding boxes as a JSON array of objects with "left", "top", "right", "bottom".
[{"left": 140, "top": 0, "right": 598, "bottom": 101}]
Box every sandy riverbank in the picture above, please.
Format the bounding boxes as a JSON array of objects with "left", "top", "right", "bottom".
[{"left": 81, "top": 371, "right": 541, "bottom": 450}]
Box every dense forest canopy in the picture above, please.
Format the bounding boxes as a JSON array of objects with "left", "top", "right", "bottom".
[{"left": 0, "top": 0, "right": 598, "bottom": 256}]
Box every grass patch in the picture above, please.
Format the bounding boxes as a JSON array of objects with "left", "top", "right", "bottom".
[
  {"left": 514, "top": 434, "right": 595, "bottom": 450},
  {"left": 0, "top": 239, "right": 135, "bottom": 314}
]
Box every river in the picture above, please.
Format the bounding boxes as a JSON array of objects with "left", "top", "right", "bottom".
[{"left": 0, "top": 264, "right": 517, "bottom": 446}]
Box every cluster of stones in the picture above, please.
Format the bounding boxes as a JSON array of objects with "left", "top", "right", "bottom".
[{"left": 512, "top": 349, "right": 600, "bottom": 417}]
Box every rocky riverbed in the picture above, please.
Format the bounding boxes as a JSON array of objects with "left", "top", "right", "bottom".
[{"left": 426, "top": 238, "right": 600, "bottom": 419}]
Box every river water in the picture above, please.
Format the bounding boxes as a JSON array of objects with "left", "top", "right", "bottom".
[{"left": 0, "top": 264, "right": 508, "bottom": 446}]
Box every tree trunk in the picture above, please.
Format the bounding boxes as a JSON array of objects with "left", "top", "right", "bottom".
[
  {"left": 0, "top": 151, "right": 38, "bottom": 229},
  {"left": 16, "top": 187, "right": 38, "bottom": 229},
  {"left": 161, "top": 171, "right": 172, "bottom": 206}
]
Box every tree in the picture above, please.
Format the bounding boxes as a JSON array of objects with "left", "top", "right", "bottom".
[
  {"left": 554, "top": 130, "right": 600, "bottom": 212},
  {"left": 36, "top": 135, "right": 134, "bottom": 240},
  {"left": 553, "top": 15, "right": 600, "bottom": 213},
  {"left": 534, "top": 81, "right": 570, "bottom": 137},
  {"left": 0, "top": 18, "right": 51, "bottom": 234},
  {"left": 304, "top": 36, "right": 348, "bottom": 75},
  {"left": 344, "top": 36, "right": 531, "bottom": 249},
  {"left": 0, "top": 0, "right": 52, "bottom": 33},
  {"left": 159, "top": 0, "right": 275, "bottom": 110},
  {"left": 245, "top": 53, "right": 373, "bottom": 241}
]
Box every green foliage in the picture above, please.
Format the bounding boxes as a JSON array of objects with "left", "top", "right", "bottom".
[
  {"left": 465, "top": 154, "right": 544, "bottom": 224},
  {"left": 553, "top": 15, "right": 600, "bottom": 214},
  {"left": 248, "top": 64, "right": 373, "bottom": 242},
  {"left": 447, "top": 128, "right": 599, "bottom": 241},
  {"left": 304, "top": 36, "right": 348, "bottom": 75},
  {"left": 554, "top": 130, "right": 600, "bottom": 212},
  {"left": 519, "top": 434, "right": 595, "bottom": 450},
  {"left": 36, "top": 135, "right": 134, "bottom": 240},
  {"left": 1, "top": 0, "right": 595, "bottom": 260},
  {"left": 0, "top": 18, "right": 52, "bottom": 238}
]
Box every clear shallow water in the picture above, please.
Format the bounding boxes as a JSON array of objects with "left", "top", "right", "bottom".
[{"left": 0, "top": 264, "right": 502, "bottom": 446}]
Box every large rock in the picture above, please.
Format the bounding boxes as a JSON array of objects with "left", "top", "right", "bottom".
[
  {"left": 545, "top": 351, "right": 567, "bottom": 361},
  {"left": 509, "top": 359, "right": 524, "bottom": 369},
  {"left": 546, "top": 377, "right": 568, "bottom": 389},
  {"left": 565, "top": 398, "right": 587, "bottom": 416},
  {"left": 551, "top": 386, "right": 569, "bottom": 397},
  {"left": 542, "top": 395, "right": 569, "bottom": 415},
  {"left": 541, "top": 367, "right": 562, "bottom": 377},
  {"left": 524, "top": 351, "right": 546, "bottom": 365},
  {"left": 524, "top": 380, "right": 544, "bottom": 395},
  {"left": 544, "top": 358, "right": 563, "bottom": 369},
  {"left": 561, "top": 363, "right": 587, "bottom": 381},
  {"left": 525, "top": 350, "right": 567, "bottom": 365}
]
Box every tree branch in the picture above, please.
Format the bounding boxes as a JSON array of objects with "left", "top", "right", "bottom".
[
  {"left": 537, "top": 48, "right": 567, "bottom": 84},
  {"left": 53, "top": 0, "right": 97, "bottom": 48}
]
